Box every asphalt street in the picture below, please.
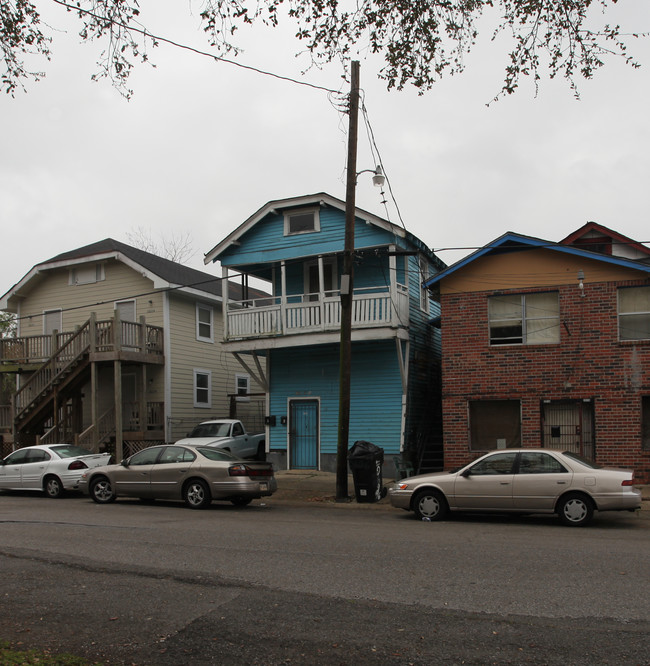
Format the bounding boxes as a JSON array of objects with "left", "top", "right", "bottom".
[{"left": 1, "top": 492, "right": 648, "bottom": 665}]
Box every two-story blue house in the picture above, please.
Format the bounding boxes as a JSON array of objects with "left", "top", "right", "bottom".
[{"left": 204, "top": 193, "right": 446, "bottom": 473}]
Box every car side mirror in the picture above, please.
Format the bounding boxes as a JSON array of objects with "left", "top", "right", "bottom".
[
  {"left": 121, "top": 459, "right": 130, "bottom": 468},
  {"left": 461, "top": 468, "right": 472, "bottom": 478}
]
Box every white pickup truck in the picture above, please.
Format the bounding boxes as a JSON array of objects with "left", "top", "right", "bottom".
[{"left": 178, "top": 419, "right": 266, "bottom": 460}]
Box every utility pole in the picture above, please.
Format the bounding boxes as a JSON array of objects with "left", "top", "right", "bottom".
[{"left": 336, "top": 60, "right": 360, "bottom": 501}]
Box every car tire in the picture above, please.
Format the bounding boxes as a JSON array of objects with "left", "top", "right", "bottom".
[
  {"left": 231, "top": 496, "right": 253, "bottom": 507},
  {"left": 184, "top": 479, "right": 211, "bottom": 509},
  {"left": 558, "top": 493, "right": 594, "bottom": 527},
  {"left": 89, "top": 476, "right": 116, "bottom": 504},
  {"left": 413, "top": 489, "right": 448, "bottom": 521},
  {"left": 44, "top": 475, "right": 64, "bottom": 498}
]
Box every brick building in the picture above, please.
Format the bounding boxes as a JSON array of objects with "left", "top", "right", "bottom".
[{"left": 424, "top": 223, "right": 650, "bottom": 483}]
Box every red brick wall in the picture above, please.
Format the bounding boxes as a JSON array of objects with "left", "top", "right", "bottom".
[{"left": 441, "top": 279, "right": 650, "bottom": 483}]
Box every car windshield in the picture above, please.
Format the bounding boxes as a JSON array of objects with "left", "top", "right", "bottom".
[
  {"left": 197, "top": 447, "right": 238, "bottom": 462},
  {"left": 49, "top": 445, "right": 94, "bottom": 459},
  {"left": 189, "top": 422, "right": 231, "bottom": 438},
  {"left": 562, "top": 451, "right": 602, "bottom": 469}
]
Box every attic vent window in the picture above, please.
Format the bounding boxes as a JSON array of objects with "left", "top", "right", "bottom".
[{"left": 284, "top": 209, "right": 320, "bottom": 236}]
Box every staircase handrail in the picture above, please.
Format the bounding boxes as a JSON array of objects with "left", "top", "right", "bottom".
[{"left": 14, "top": 321, "right": 92, "bottom": 419}]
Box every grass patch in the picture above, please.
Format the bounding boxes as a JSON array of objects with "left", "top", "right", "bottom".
[{"left": 0, "top": 640, "right": 99, "bottom": 665}]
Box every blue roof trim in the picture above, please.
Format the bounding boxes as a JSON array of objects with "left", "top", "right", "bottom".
[{"left": 423, "top": 232, "right": 650, "bottom": 288}]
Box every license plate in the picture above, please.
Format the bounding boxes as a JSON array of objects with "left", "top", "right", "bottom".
[{"left": 259, "top": 482, "right": 268, "bottom": 491}]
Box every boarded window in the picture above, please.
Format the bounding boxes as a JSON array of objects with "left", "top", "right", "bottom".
[
  {"left": 469, "top": 400, "right": 521, "bottom": 451},
  {"left": 489, "top": 292, "right": 560, "bottom": 345},
  {"left": 619, "top": 286, "right": 650, "bottom": 341}
]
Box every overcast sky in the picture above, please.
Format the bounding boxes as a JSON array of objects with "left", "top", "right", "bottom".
[{"left": 1, "top": 0, "right": 649, "bottom": 296}]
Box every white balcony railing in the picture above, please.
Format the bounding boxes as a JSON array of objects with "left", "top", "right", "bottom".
[{"left": 226, "top": 285, "right": 409, "bottom": 340}]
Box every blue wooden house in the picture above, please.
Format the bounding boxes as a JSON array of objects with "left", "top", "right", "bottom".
[{"left": 204, "top": 193, "right": 446, "bottom": 473}]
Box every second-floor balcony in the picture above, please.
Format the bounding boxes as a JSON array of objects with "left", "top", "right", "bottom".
[{"left": 225, "top": 284, "right": 409, "bottom": 342}]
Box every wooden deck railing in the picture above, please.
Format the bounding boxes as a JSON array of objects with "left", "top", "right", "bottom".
[
  {"left": 0, "top": 317, "right": 164, "bottom": 366},
  {"left": 10, "top": 316, "right": 164, "bottom": 422},
  {"left": 0, "top": 404, "right": 11, "bottom": 429},
  {"left": 226, "top": 284, "right": 409, "bottom": 340}
]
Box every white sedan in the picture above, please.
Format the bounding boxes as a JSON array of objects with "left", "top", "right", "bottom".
[{"left": 0, "top": 444, "right": 112, "bottom": 498}]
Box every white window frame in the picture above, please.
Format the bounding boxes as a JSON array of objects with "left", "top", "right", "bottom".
[
  {"left": 196, "top": 303, "right": 214, "bottom": 343},
  {"left": 618, "top": 286, "right": 650, "bottom": 341},
  {"left": 235, "top": 373, "right": 250, "bottom": 402},
  {"left": 193, "top": 369, "right": 212, "bottom": 408},
  {"left": 284, "top": 208, "right": 320, "bottom": 236}
]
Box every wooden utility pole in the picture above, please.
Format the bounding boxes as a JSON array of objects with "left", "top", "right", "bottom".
[{"left": 336, "top": 60, "right": 360, "bottom": 501}]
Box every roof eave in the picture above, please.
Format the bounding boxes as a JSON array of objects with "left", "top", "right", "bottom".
[
  {"left": 203, "top": 192, "right": 411, "bottom": 265},
  {"left": 424, "top": 232, "right": 650, "bottom": 289}
]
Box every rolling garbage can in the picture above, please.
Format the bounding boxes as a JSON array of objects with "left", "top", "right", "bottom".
[{"left": 348, "top": 440, "right": 385, "bottom": 503}]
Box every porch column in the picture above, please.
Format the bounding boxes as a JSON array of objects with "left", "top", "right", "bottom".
[
  {"left": 389, "top": 244, "right": 397, "bottom": 323},
  {"left": 91, "top": 361, "right": 98, "bottom": 452},
  {"left": 114, "top": 360, "right": 123, "bottom": 461},
  {"left": 280, "top": 260, "right": 287, "bottom": 333},
  {"left": 140, "top": 365, "right": 147, "bottom": 435},
  {"left": 113, "top": 308, "right": 122, "bottom": 352},
  {"left": 222, "top": 265, "right": 229, "bottom": 339},
  {"left": 318, "top": 255, "right": 325, "bottom": 298}
]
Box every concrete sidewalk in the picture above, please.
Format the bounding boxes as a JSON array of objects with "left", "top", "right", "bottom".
[{"left": 270, "top": 469, "right": 650, "bottom": 511}]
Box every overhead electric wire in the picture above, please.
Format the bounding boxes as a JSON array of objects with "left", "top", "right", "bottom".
[{"left": 51, "top": 0, "right": 341, "bottom": 95}]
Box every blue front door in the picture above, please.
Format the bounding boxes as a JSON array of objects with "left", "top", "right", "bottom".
[{"left": 289, "top": 399, "right": 319, "bottom": 469}]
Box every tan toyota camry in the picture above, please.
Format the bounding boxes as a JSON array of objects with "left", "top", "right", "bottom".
[
  {"left": 79, "top": 443, "right": 276, "bottom": 509},
  {"left": 388, "top": 449, "right": 642, "bottom": 526}
]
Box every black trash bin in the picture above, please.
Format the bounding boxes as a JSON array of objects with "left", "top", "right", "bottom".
[{"left": 348, "top": 440, "right": 385, "bottom": 503}]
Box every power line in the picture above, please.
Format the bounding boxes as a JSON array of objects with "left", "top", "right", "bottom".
[{"left": 51, "top": 0, "right": 341, "bottom": 95}]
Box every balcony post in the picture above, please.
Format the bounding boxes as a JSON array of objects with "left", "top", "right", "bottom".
[
  {"left": 280, "top": 260, "right": 287, "bottom": 334},
  {"left": 389, "top": 245, "right": 397, "bottom": 323},
  {"left": 222, "top": 265, "right": 229, "bottom": 339}
]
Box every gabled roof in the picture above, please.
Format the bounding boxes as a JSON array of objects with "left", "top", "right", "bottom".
[
  {"left": 423, "top": 231, "right": 650, "bottom": 289},
  {"left": 1, "top": 238, "right": 265, "bottom": 311},
  {"left": 561, "top": 221, "right": 650, "bottom": 258},
  {"left": 203, "top": 192, "right": 441, "bottom": 267}
]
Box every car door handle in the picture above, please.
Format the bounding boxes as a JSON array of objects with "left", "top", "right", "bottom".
[
  {"left": 556, "top": 481, "right": 567, "bottom": 485},
  {"left": 500, "top": 482, "right": 511, "bottom": 485}
]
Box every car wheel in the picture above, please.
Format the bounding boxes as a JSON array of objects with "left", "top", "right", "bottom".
[
  {"left": 412, "top": 489, "right": 448, "bottom": 521},
  {"left": 558, "top": 493, "right": 594, "bottom": 527},
  {"left": 256, "top": 442, "right": 266, "bottom": 461},
  {"left": 44, "top": 475, "right": 64, "bottom": 498},
  {"left": 231, "top": 496, "right": 253, "bottom": 507},
  {"left": 89, "top": 476, "right": 116, "bottom": 504},
  {"left": 184, "top": 479, "right": 211, "bottom": 509}
]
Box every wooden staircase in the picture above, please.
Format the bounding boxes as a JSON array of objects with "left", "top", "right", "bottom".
[{"left": 13, "top": 322, "right": 92, "bottom": 434}]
